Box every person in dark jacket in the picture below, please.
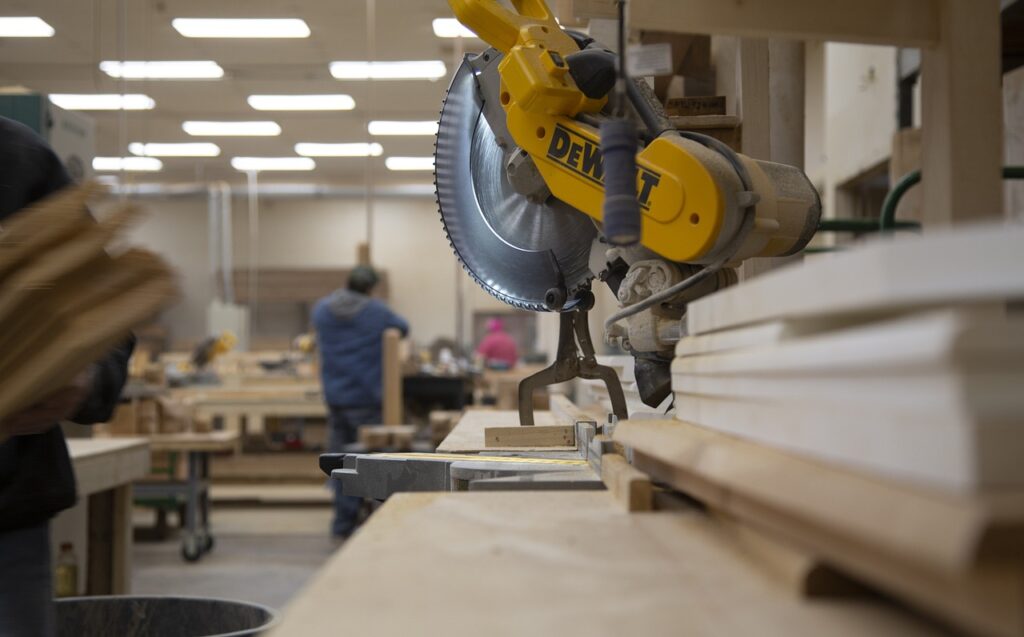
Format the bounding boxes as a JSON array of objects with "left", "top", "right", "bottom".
[
  {"left": 0, "top": 117, "right": 134, "bottom": 637},
  {"left": 312, "top": 265, "right": 408, "bottom": 538}
]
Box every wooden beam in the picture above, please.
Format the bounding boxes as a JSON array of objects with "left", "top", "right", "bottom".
[
  {"left": 484, "top": 425, "right": 576, "bottom": 448},
  {"left": 381, "top": 328, "right": 402, "bottom": 425},
  {"left": 600, "top": 453, "right": 653, "bottom": 512},
  {"left": 629, "top": 0, "right": 939, "bottom": 48},
  {"left": 920, "top": 0, "right": 1003, "bottom": 225}
]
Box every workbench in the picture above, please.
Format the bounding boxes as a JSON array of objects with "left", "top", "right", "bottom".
[
  {"left": 269, "top": 491, "right": 941, "bottom": 636},
  {"left": 172, "top": 386, "right": 326, "bottom": 438},
  {"left": 131, "top": 431, "right": 240, "bottom": 562},
  {"left": 51, "top": 438, "right": 150, "bottom": 595}
]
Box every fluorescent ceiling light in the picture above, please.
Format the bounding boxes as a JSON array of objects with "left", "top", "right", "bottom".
[
  {"left": 128, "top": 142, "right": 220, "bottom": 157},
  {"left": 385, "top": 156, "right": 435, "bottom": 171},
  {"left": 183, "top": 121, "right": 281, "bottom": 136},
  {"left": 93, "top": 156, "right": 163, "bottom": 172},
  {"left": 0, "top": 17, "right": 55, "bottom": 37},
  {"left": 49, "top": 93, "right": 155, "bottom": 110},
  {"left": 295, "top": 143, "right": 383, "bottom": 157},
  {"left": 231, "top": 157, "right": 315, "bottom": 171},
  {"left": 330, "top": 60, "right": 446, "bottom": 80},
  {"left": 99, "top": 60, "right": 224, "bottom": 79},
  {"left": 368, "top": 120, "right": 438, "bottom": 136},
  {"left": 172, "top": 18, "right": 310, "bottom": 38},
  {"left": 431, "top": 18, "right": 477, "bottom": 38},
  {"left": 247, "top": 94, "right": 355, "bottom": 111}
]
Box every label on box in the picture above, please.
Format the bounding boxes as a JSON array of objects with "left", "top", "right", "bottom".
[{"left": 627, "top": 42, "right": 673, "bottom": 77}]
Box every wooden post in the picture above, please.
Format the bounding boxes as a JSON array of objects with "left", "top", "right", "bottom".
[
  {"left": 382, "top": 328, "right": 402, "bottom": 425},
  {"left": 357, "top": 242, "right": 371, "bottom": 266},
  {"left": 919, "top": 0, "right": 1003, "bottom": 226}
]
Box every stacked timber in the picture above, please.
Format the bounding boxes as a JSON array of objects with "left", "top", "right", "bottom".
[
  {"left": 609, "top": 222, "right": 1024, "bottom": 635},
  {"left": 0, "top": 183, "right": 177, "bottom": 437},
  {"left": 672, "top": 222, "right": 1024, "bottom": 492}
]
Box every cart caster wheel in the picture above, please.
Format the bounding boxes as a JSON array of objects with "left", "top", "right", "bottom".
[
  {"left": 202, "top": 534, "right": 215, "bottom": 553},
  {"left": 182, "top": 537, "right": 202, "bottom": 562}
]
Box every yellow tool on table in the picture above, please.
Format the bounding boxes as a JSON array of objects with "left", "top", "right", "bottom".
[{"left": 435, "top": 0, "right": 820, "bottom": 421}]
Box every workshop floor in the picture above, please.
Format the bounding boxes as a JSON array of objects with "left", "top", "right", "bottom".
[{"left": 131, "top": 505, "right": 339, "bottom": 611}]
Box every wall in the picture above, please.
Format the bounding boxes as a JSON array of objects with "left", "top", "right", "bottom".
[{"left": 125, "top": 193, "right": 508, "bottom": 351}]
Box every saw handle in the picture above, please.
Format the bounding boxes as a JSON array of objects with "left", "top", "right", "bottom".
[{"left": 448, "top": 0, "right": 566, "bottom": 53}]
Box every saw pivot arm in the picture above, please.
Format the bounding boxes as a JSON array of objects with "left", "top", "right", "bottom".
[{"left": 518, "top": 291, "right": 628, "bottom": 426}]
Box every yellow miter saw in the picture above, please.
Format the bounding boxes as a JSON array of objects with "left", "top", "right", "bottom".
[{"left": 435, "top": 0, "right": 821, "bottom": 424}]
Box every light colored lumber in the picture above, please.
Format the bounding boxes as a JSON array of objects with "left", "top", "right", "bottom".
[
  {"left": 437, "top": 409, "right": 576, "bottom": 453},
  {"left": 600, "top": 454, "right": 653, "bottom": 512},
  {"left": 269, "top": 491, "right": 940, "bottom": 637},
  {"left": 484, "top": 425, "right": 575, "bottom": 448},
  {"left": 358, "top": 424, "right": 417, "bottom": 451},
  {"left": 627, "top": 0, "right": 939, "bottom": 47},
  {"left": 382, "top": 328, "right": 402, "bottom": 425},
  {"left": 686, "top": 223, "right": 1024, "bottom": 335},
  {"left": 66, "top": 438, "right": 151, "bottom": 496},
  {"left": 920, "top": 0, "right": 1003, "bottom": 226},
  {"left": 141, "top": 430, "right": 240, "bottom": 454},
  {"left": 614, "top": 419, "right": 1024, "bottom": 637}
]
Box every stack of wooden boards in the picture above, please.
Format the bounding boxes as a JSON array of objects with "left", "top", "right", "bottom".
[
  {"left": 672, "top": 222, "right": 1024, "bottom": 492},
  {"left": 0, "top": 183, "right": 177, "bottom": 436},
  {"left": 614, "top": 222, "right": 1024, "bottom": 635}
]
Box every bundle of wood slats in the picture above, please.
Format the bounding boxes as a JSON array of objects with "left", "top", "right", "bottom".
[
  {"left": 622, "top": 222, "right": 1024, "bottom": 635},
  {"left": 673, "top": 223, "right": 1024, "bottom": 492},
  {"left": 0, "top": 182, "right": 177, "bottom": 433}
]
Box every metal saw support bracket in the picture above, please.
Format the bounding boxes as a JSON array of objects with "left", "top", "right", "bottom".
[{"left": 518, "top": 291, "right": 628, "bottom": 426}]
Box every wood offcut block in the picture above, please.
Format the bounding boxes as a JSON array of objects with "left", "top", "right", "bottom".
[
  {"left": 600, "top": 453, "right": 653, "bottom": 512},
  {"left": 484, "top": 425, "right": 575, "bottom": 448},
  {"left": 358, "top": 425, "right": 416, "bottom": 451}
]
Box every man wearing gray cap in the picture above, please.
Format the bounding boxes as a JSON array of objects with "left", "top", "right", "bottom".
[{"left": 312, "top": 265, "right": 408, "bottom": 538}]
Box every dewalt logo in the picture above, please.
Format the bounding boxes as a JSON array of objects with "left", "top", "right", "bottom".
[{"left": 546, "top": 124, "right": 661, "bottom": 210}]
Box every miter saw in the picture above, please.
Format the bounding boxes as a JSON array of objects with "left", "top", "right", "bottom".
[{"left": 435, "top": 0, "right": 820, "bottom": 425}]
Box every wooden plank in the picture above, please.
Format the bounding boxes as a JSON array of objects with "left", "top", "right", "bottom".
[
  {"left": 920, "top": 0, "right": 1003, "bottom": 226},
  {"left": 686, "top": 223, "right": 1024, "bottom": 335},
  {"left": 142, "top": 431, "right": 240, "bottom": 454},
  {"left": 548, "top": 393, "right": 596, "bottom": 425},
  {"left": 268, "top": 491, "right": 942, "bottom": 637},
  {"left": 67, "top": 438, "right": 151, "bottom": 496},
  {"left": 437, "top": 409, "right": 576, "bottom": 454},
  {"left": 600, "top": 454, "right": 653, "bottom": 512},
  {"left": 484, "top": 425, "right": 575, "bottom": 448},
  {"left": 382, "top": 328, "right": 402, "bottom": 426},
  {"left": 627, "top": 0, "right": 939, "bottom": 47},
  {"left": 614, "top": 419, "right": 1024, "bottom": 636}
]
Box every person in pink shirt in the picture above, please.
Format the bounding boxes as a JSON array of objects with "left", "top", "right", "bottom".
[{"left": 476, "top": 318, "right": 519, "bottom": 369}]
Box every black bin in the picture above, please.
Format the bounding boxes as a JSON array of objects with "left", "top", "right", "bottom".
[{"left": 56, "top": 595, "right": 276, "bottom": 636}]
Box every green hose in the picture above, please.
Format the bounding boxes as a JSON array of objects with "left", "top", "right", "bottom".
[{"left": 880, "top": 166, "right": 1024, "bottom": 232}]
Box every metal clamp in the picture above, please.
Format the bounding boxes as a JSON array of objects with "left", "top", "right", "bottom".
[{"left": 518, "top": 290, "right": 628, "bottom": 426}]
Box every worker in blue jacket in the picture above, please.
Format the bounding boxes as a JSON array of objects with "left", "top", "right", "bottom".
[
  {"left": 0, "top": 117, "right": 134, "bottom": 637},
  {"left": 312, "top": 265, "right": 408, "bottom": 538}
]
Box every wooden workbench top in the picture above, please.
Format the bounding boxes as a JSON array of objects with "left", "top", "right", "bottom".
[
  {"left": 143, "top": 430, "right": 240, "bottom": 453},
  {"left": 269, "top": 491, "right": 941, "bottom": 637},
  {"left": 67, "top": 437, "right": 150, "bottom": 496}
]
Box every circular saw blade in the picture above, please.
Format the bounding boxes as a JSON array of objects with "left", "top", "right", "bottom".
[{"left": 434, "top": 51, "right": 597, "bottom": 312}]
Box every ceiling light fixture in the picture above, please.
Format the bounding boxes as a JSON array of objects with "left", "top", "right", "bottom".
[
  {"left": 49, "top": 94, "right": 155, "bottom": 110},
  {"left": 231, "top": 157, "right": 315, "bottom": 171},
  {"left": 128, "top": 142, "right": 221, "bottom": 157},
  {"left": 99, "top": 60, "right": 224, "bottom": 79},
  {"left": 172, "top": 18, "right": 310, "bottom": 38},
  {"left": 368, "top": 120, "right": 438, "bottom": 136},
  {"left": 294, "top": 143, "right": 383, "bottom": 157},
  {"left": 329, "top": 60, "right": 446, "bottom": 80},
  {"left": 247, "top": 94, "right": 355, "bottom": 111},
  {"left": 93, "top": 156, "right": 163, "bottom": 172},
  {"left": 431, "top": 18, "right": 477, "bottom": 38},
  {"left": 0, "top": 17, "right": 55, "bottom": 37},
  {"left": 385, "top": 156, "right": 435, "bottom": 171},
  {"left": 183, "top": 121, "right": 281, "bottom": 136}
]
